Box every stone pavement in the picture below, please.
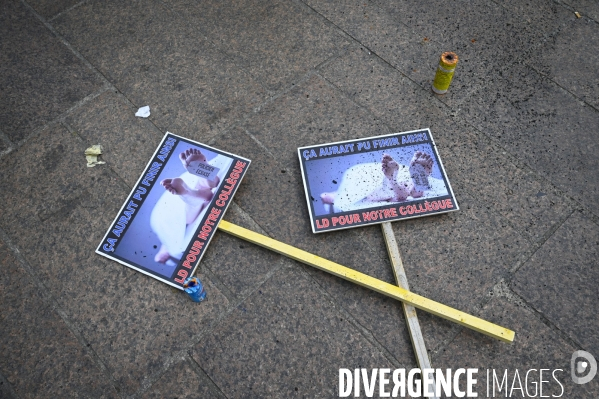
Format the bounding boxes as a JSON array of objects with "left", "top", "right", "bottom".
[{"left": 1, "top": 0, "right": 598, "bottom": 397}]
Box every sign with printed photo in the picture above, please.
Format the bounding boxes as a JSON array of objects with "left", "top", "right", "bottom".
[
  {"left": 298, "top": 129, "right": 458, "bottom": 233},
  {"left": 97, "top": 132, "right": 250, "bottom": 289}
]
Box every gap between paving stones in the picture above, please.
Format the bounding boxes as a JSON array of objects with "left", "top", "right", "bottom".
[
  {"left": 488, "top": 280, "right": 591, "bottom": 352},
  {"left": 47, "top": 0, "right": 92, "bottom": 22},
  {"left": 290, "top": 258, "right": 410, "bottom": 369},
  {"left": 507, "top": 208, "right": 578, "bottom": 275},
  {"left": 427, "top": 275, "right": 588, "bottom": 363},
  {"left": 184, "top": 355, "right": 229, "bottom": 399},
  {"left": 0, "top": 227, "right": 122, "bottom": 395},
  {"left": 527, "top": 64, "right": 599, "bottom": 114},
  {"left": 523, "top": 26, "right": 599, "bottom": 114},
  {"left": 20, "top": 0, "right": 113, "bottom": 87},
  {"left": 199, "top": 266, "right": 238, "bottom": 304}
]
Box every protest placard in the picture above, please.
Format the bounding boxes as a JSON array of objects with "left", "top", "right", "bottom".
[
  {"left": 298, "top": 129, "right": 458, "bottom": 233},
  {"left": 96, "top": 132, "right": 250, "bottom": 289}
]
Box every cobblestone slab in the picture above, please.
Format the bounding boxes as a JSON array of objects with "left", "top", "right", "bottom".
[
  {"left": 0, "top": 0, "right": 103, "bottom": 142},
  {"left": 527, "top": 17, "right": 599, "bottom": 109},
  {"left": 0, "top": 239, "right": 119, "bottom": 398},
  {"left": 169, "top": 0, "right": 349, "bottom": 93},
  {"left": 513, "top": 212, "right": 599, "bottom": 356},
  {"left": 460, "top": 63, "right": 599, "bottom": 212}
]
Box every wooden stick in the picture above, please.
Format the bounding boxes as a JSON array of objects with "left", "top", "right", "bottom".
[
  {"left": 218, "top": 220, "right": 515, "bottom": 343},
  {"left": 381, "top": 222, "right": 438, "bottom": 399}
]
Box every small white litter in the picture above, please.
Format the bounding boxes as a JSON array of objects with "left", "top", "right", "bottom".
[{"left": 135, "top": 106, "right": 151, "bottom": 118}]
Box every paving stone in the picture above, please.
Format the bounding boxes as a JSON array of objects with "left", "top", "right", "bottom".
[
  {"left": 371, "top": 0, "right": 572, "bottom": 105},
  {"left": 54, "top": 0, "right": 267, "bottom": 141},
  {"left": 460, "top": 62, "right": 599, "bottom": 212},
  {"left": 513, "top": 212, "right": 599, "bottom": 355},
  {"left": 306, "top": 0, "right": 446, "bottom": 93},
  {"left": 140, "top": 360, "right": 223, "bottom": 399},
  {"left": 321, "top": 49, "right": 572, "bottom": 242},
  {"left": 434, "top": 295, "right": 599, "bottom": 398},
  {"left": 0, "top": 125, "right": 231, "bottom": 395},
  {"left": 169, "top": 0, "right": 348, "bottom": 93},
  {"left": 527, "top": 17, "right": 599, "bottom": 109},
  {"left": 192, "top": 267, "right": 405, "bottom": 398},
  {"left": 7, "top": 205, "right": 230, "bottom": 396},
  {"left": 65, "top": 90, "right": 164, "bottom": 186},
  {"left": 27, "top": 0, "right": 80, "bottom": 19},
  {"left": 391, "top": 193, "right": 530, "bottom": 347},
  {"left": 242, "top": 74, "right": 390, "bottom": 168},
  {"left": 0, "top": 239, "right": 119, "bottom": 398},
  {"left": 442, "top": 128, "right": 572, "bottom": 243},
  {"left": 0, "top": 0, "right": 103, "bottom": 142}
]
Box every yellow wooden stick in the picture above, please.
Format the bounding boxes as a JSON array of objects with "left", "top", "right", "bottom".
[{"left": 218, "top": 220, "right": 514, "bottom": 343}]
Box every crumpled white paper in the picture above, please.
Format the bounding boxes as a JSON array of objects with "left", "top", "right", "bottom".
[{"left": 135, "top": 105, "right": 151, "bottom": 118}]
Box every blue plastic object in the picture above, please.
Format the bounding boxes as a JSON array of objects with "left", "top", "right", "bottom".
[{"left": 183, "top": 276, "right": 207, "bottom": 302}]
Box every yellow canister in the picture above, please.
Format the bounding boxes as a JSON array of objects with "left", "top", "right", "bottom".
[{"left": 432, "top": 52, "right": 458, "bottom": 94}]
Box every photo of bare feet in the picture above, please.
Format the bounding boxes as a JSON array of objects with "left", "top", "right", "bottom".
[{"left": 315, "top": 148, "right": 448, "bottom": 216}]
